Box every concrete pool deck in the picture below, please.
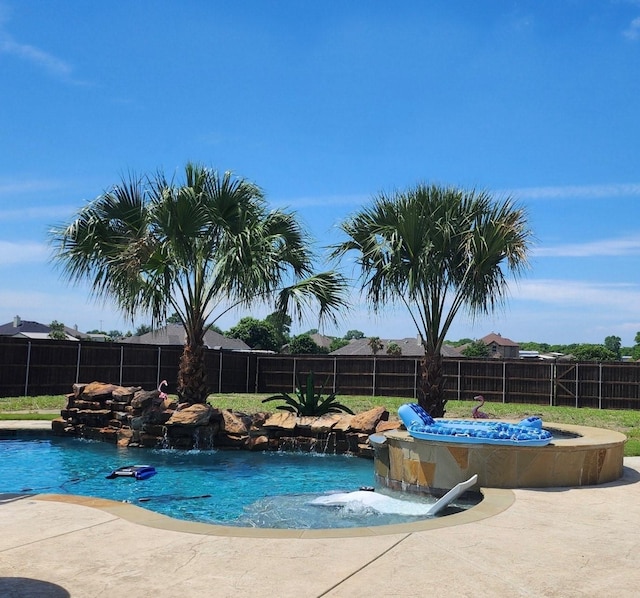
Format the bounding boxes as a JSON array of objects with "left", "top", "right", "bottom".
[{"left": 2, "top": 421, "right": 640, "bottom": 597}]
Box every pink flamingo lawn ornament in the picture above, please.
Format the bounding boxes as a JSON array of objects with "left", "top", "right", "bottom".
[
  {"left": 472, "top": 394, "right": 489, "bottom": 419},
  {"left": 157, "top": 380, "right": 169, "bottom": 401}
]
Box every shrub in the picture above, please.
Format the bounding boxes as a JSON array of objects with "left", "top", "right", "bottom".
[{"left": 262, "top": 372, "right": 354, "bottom": 416}]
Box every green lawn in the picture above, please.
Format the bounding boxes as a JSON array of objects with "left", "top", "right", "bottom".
[{"left": 3, "top": 393, "right": 639, "bottom": 455}]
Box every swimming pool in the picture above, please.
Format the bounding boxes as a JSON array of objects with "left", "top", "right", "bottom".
[{"left": 1, "top": 436, "right": 477, "bottom": 529}]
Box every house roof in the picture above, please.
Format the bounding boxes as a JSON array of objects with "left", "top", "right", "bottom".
[
  {"left": 0, "top": 319, "right": 50, "bottom": 336},
  {"left": 481, "top": 332, "right": 519, "bottom": 347},
  {"left": 0, "top": 318, "right": 80, "bottom": 341},
  {"left": 329, "top": 337, "right": 461, "bottom": 357},
  {"left": 120, "top": 323, "right": 250, "bottom": 351},
  {"left": 310, "top": 333, "right": 333, "bottom": 349}
]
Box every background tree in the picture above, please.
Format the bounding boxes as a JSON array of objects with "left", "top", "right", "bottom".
[
  {"left": 48, "top": 320, "right": 66, "bottom": 340},
  {"left": 329, "top": 337, "right": 349, "bottom": 352},
  {"left": 604, "top": 335, "right": 622, "bottom": 359},
  {"left": 520, "top": 341, "right": 551, "bottom": 353},
  {"left": 386, "top": 341, "right": 402, "bottom": 356},
  {"left": 344, "top": 329, "right": 365, "bottom": 340},
  {"left": 368, "top": 336, "right": 383, "bottom": 355},
  {"left": 134, "top": 324, "right": 153, "bottom": 336},
  {"left": 333, "top": 184, "right": 531, "bottom": 417},
  {"left": 227, "top": 317, "right": 279, "bottom": 351},
  {"left": 50, "top": 163, "right": 347, "bottom": 404},
  {"left": 572, "top": 344, "right": 617, "bottom": 361},
  {"left": 630, "top": 331, "right": 640, "bottom": 360},
  {"left": 87, "top": 328, "right": 124, "bottom": 341},
  {"left": 166, "top": 312, "right": 182, "bottom": 324},
  {"left": 264, "top": 310, "right": 292, "bottom": 350},
  {"left": 448, "top": 337, "right": 474, "bottom": 347},
  {"left": 462, "top": 339, "right": 490, "bottom": 357},
  {"left": 288, "top": 334, "right": 327, "bottom": 354}
]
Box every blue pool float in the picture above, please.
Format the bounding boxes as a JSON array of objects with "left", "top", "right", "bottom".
[
  {"left": 398, "top": 403, "right": 553, "bottom": 447},
  {"left": 106, "top": 465, "right": 157, "bottom": 480}
]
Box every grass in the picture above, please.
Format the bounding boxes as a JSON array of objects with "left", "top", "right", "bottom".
[{"left": 3, "top": 393, "right": 639, "bottom": 455}]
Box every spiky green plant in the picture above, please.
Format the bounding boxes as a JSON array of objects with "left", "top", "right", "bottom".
[{"left": 262, "top": 372, "right": 354, "bottom": 416}]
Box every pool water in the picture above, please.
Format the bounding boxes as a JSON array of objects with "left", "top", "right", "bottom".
[{"left": 1, "top": 436, "right": 475, "bottom": 529}]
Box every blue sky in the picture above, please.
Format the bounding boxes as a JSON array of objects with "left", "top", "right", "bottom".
[{"left": 2, "top": 1, "right": 640, "bottom": 345}]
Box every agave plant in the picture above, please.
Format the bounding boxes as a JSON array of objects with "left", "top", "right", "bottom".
[{"left": 262, "top": 372, "right": 354, "bottom": 416}]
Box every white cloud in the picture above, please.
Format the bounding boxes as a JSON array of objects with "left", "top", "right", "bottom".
[
  {"left": 276, "top": 183, "right": 640, "bottom": 211},
  {"left": 0, "top": 10, "right": 88, "bottom": 85},
  {"left": 532, "top": 235, "right": 640, "bottom": 257},
  {"left": 0, "top": 33, "right": 73, "bottom": 79},
  {"left": 0, "top": 204, "right": 77, "bottom": 222},
  {"left": 506, "top": 182, "right": 640, "bottom": 200},
  {"left": 510, "top": 278, "right": 640, "bottom": 311},
  {"left": 0, "top": 240, "right": 49, "bottom": 264},
  {"left": 623, "top": 16, "right": 640, "bottom": 40},
  {"left": 0, "top": 179, "right": 67, "bottom": 197}
]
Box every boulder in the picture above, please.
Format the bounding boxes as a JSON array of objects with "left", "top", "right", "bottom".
[
  {"left": 112, "top": 386, "right": 142, "bottom": 402},
  {"left": 348, "top": 406, "right": 388, "bottom": 433},
  {"left": 117, "top": 428, "right": 133, "bottom": 447},
  {"left": 332, "top": 414, "right": 353, "bottom": 432},
  {"left": 220, "top": 410, "right": 250, "bottom": 435},
  {"left": 309, "top": 414, "right": 342, "bottom": 432},
  {"left": 263, "top": 411, "right": 297, "bottom": 430},
  {"left": 131, "top": 389, "right": 159, "bottom": 410},
  {"left": 376, "top": 419, "right": 401, "bottom": 433},
  {"left": 248, "top": 435, "right": 270, "bottom": 451},
  {"left": 79, "top": 382, "right": 120, "bottom": 401},
  {"left": 166, "top": 404, "right": 212, "bottom": 426},
  {"left": 295, "top": 416, "right": 316, "bottom": 429}
]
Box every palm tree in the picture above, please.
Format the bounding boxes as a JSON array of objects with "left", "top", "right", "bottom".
[
  {"left": 50, "top": 163, "right": 348, "bottom": 404},
  {"left": 332, "top": 184, "right": 531, "bottom": 417},
  {"left": 368, "top": 336, "right": 383, "bottom": 355}
]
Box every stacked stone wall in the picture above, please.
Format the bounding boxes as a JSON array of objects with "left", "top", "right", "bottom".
[{"left": 52, "top": 382, "right": 400, "bottom": 458}]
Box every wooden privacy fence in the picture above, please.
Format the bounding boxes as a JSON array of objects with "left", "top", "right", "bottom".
[
  {"left": 255, "top": 355, "right": 640, "bottom": 409},
  {"left": 2, "top": 337, "right": 640, "bottom": 409},
  {"left": 0, "top": 337, "right": 256, "bottom": 398}
]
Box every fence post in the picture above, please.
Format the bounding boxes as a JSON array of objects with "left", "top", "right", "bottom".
[
  {"left": 218, "top": 351, "right": 223, "bottom": 393},
  {"left": 23, "top": 341, "right": 31, "bottom": 396},
  {"left": 333, "top": 357, "right": 337, "bottom": 393},
  {"left": 292, "top": 357, "right": 297, "bottom": 392},
  {"left": 156, "top": 347, "right": 161, "bottom": 388},
  {"left": 599, "top": 363, "right": 603, "bottom": 410},
  {"left": 255, "top": 356, "right": 261, "bottom": 392},
  {"left": 575, "top": 363, "right": 579, "bottom": 408},
  {"left": 372, "top": 357, "right": 377, "bottom": 396},
  {"left": 502, "top": 361, "right": 506, "bottom": 403},
  {"left": 414, "top": 359, "right": 419, "bottom": 399},
  {"left": 119, "top": 345, "right": 124, "bottom": 386},
  {"left": 550, "top": 362, "right": 554, "bottom": 406},
  {"left": 75, "top": 342, "right": 81, "bottom": 384}
]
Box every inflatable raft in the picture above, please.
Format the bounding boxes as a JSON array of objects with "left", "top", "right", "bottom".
[
  {"left": 106, "top": 465, "right": 157, "bottom": 480},
  {"left": 398, "top": 403, "right": 553, "bottom": 447}
]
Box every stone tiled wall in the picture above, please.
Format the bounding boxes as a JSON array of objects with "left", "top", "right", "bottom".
[{"left": 375, "top": 423, "right": 626, "bottom": 491}]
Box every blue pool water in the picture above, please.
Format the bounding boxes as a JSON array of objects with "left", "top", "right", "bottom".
[{"left": 0, "top": 436, "right": 474, "bottom": 529}]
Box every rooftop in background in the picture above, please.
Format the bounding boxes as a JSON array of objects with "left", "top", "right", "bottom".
[
  {"left": 0, "top": 315, "right": 84, "bottom": 342},
  {"left": 120, "top": 323, "right": 250, "bottom": 351},
  {"left": 329, "top": 336, "right": 462, "bottom": 357}
]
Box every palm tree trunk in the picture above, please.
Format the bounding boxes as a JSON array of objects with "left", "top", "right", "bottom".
[
  {"left": 178, "top": 343, "right": 208, "bottom": 404},
  {"left": 417, "top": 353, "right": 447, "bottom": 417}
]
